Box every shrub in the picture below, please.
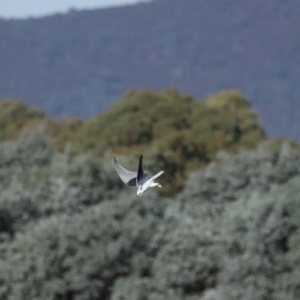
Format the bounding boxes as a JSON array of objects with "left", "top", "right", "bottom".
[
  {"left": 0, "top": 193, "right": 166, "bottom": 300},
  {"left": 0, "top": 129, "right": 124, "bottom": 235},
  {"left": 178, "top": 140, "right": 300, "bottom": 220}
]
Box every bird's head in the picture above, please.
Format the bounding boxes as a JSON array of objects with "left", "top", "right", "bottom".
[{"left": 137, "top": 185, "right": 146, "bottom": 196}]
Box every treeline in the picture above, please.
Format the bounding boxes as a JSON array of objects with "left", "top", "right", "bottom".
[
  {"left": 0, "top": 89, "right": 299, "bottom": 299},
  {"left": 0, "top": 89, "right": 265, "bottom": 195}
]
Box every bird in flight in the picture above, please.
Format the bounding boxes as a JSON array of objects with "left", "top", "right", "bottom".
[{"left": 114, "top": 155, "right": 164, "bottom": 196}]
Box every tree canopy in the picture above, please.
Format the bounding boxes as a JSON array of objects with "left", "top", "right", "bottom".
[{"left": 75, "top": 89, "right": 266, "bottom": 195}]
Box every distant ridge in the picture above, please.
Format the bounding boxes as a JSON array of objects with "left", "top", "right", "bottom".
[{"left": 0, "top": 0, "right": 300, "bottom": 140}]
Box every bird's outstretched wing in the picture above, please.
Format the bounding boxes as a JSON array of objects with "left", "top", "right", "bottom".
[
  {"left": 149, "top": 170, "right": 164, "bottom": 181},
  {"left": 114, "top": 157, "right": 137, "bottom": 187}
]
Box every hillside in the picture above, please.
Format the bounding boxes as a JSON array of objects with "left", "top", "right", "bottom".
[{"left": 0, "top": 0, "right": 300, "bottom": 139}]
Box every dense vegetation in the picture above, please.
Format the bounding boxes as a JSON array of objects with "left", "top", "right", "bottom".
[
  {"left": 1, "top": 0, "right": 300, "bottom": 140},
  {"left": 75, "top": 89, "right": 265, "bottom": 195},
  {"left": 0, "top": 89, "right": 266, "bottom": 195},
  {"left": 0, "top": 129, "right": 299, "bottom": 299},
  {"left": 0, "top": 89, "right": 299, "bottom": 299}
]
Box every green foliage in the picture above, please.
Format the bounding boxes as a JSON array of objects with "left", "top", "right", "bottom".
[
  {"left": 0, "top": 130, "right": 300, "bottom": 299},
  {"left": 75, "top": 89, "right": 266, "bottom": 195},
  {"left": 0, "top": 99, "right": 82, "bottom": 152},
  {"left": 273, "top": 178, "right": 300, "bottom": 300},
  {"left": 1, "top": 91, "right": 300, "bottom": 299},
  {"left": 178, "top": 139, "right": 300, "bottom": 219},
  {"left": 0, "top": 129, "right": 121, "bottom": 236},
  {"left": 0, "top": 188, "right": 166, "bottom": 300},
  {"left": 200, "top": 181, "right": 300, "bottom": 300},
  {"left": 0, "top": 100, "right": 46, "bottom": 142},
  {"left": 48, "top": 118, "right": 82, "bottom": 152},
  {"left": 0, "top": 89, "right": 266, "bottom": 196}
]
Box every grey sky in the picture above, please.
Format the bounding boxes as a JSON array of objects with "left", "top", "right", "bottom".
[{"left": 0, "top": 0, "right": 149, "bottom": 19}]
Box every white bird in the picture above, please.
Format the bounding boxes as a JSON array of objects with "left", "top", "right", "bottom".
[{"left": 114, "top": 155, "right": 164, "bottom": 196}]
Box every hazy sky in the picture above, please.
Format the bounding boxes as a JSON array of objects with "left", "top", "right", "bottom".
[{"left": 0, "top": 0, "right": 149, "bottom": 19}]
